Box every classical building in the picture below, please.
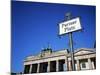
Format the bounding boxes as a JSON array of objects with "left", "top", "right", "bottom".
[{"left": 23, "top": 48, "right": 96, "bottom": 74}]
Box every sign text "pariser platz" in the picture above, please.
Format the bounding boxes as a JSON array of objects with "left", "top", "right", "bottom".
[{"left": 59, "top": 17, "right": 82, "bottom": 35}]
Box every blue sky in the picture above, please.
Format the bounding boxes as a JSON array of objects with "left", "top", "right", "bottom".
[{"left": 11, "top": 1, "right": 96, "bottom": 73}]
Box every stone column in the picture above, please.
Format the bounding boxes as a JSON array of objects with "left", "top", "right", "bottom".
[
  {"left": 88, "top": 58, "right": 93, "bottom": 70},
  {"left": 92, "top": 61, "right": 95, "bottom": 69},
  {"left": 29, "top": 64, "right": 32, "bottom": 73},
  {"left": 65, "top": 59, "right": 68, "bottom": 71},
  {"left": 56, "top": 60, "right": 59, "bottom": 72},
  {"left": 76, "top": 60, "right": 80, "bottom": 71},
  {"left": 37, "top": 63, "right": 40, "bottom": 73},
  {"left": 47, "top": 61, "right": 50, "bottom": 72},
  {"left": 68, "top": 61, "right": 72, "bottom": 71}
]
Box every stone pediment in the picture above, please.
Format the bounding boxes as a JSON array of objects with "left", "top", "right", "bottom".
[{"left": 74, "top": 48, "right": 95, "bottom": 55}]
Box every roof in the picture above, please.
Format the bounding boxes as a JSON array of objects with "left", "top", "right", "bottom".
[
  {"left": 24, "top": 49, "right": 68, "bottom": 61},
  {"left": 74, "top": 48, "right": 96, "bottom": 56},
  {"left": 24, "top": 48, "right": 96, "bottom": 61}
]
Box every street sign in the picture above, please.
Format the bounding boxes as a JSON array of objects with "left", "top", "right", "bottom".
[{"left": 59, "top": 17, "right": 82, "bottom": 35}]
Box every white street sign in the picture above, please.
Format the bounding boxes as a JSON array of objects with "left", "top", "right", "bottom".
[{"left": 59, "top": 17, "right": 82, "bottom": 35}]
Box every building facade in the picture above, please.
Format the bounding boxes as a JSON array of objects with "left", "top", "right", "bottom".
[{"left": 23, "top": 48, "right": 96, "bottom": 74}]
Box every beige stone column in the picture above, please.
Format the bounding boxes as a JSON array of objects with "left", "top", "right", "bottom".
[
  {"left": 37, "top": 63, "right": 40, "bottom": 73},
  {"left": 76, "top": 60, "right": 80, "bottom": 71},
  {"left": 88, "top": 58, "right": 93, "bottom": 70},
  {"left": 68, "top": 60, "right": 72, "bottom": 71},
  {"left": 29, "top": 64, "right": 32, "bottom": 73},
  {"left": 65, "top": 59, "right": 68, "bottom": 71},
  {"left": 47, "top": 61, "right": 50, "bottom": 72},
  {"left": 56, "top": 60, "right": 59, "bottom": 72},
  {"left": 92, "top": 61, "right": 95, "bottom": 69}
]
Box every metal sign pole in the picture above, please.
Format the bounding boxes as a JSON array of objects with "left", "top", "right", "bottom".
[
  {"left": 69, "top": 32, "right": 75, "bottom": 71},
  {"left": 66, "top": 13, "right": 75, "bottom": 71},
  {"left": 59, "top": 13, "right": 81, "bottom": 71}
]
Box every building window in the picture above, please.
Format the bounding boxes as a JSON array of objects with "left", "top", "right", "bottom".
[{"left": 82, "top": 62, "right": 86, "bottom": 68}]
